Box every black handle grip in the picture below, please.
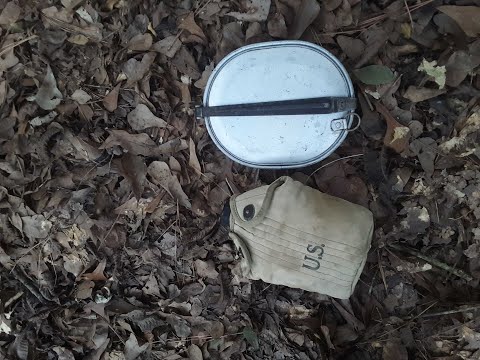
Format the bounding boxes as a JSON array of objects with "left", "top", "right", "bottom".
[{"left": 195, "top": 97, "right": 356, "bottom": 118}]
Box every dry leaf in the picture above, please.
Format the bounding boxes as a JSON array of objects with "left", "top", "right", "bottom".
[
  {"left": 143, "top": 272, "right": 161, "bottom": 297},
  {"left": 188, "top": 138, "right": 201, "bottom": 175},
  {"left": 127, "top": 33, "right": 153, "bottom": 51},
  {"left": 383, "top": 339, "right": 408, "bottom": 360},
  {"left": 83, "top": 259, "right": 108, "bottom": 281},
  {"left": 63, "top": 253, "right": 84, "bottom": 277},
  {"left": 147, "top": 161, "right": 191, "bottom": 208},
  {"left": 438, "top": 5, "right": 480, "bottom": 37},
  {"left": 187, "top": 344, "right": 203, "bottom": 360},
  {"left": 103, "top": 83, "right": 121, "bottom": 112},
  {"left": 227, "top": 0, "right": 271, "bottom": 22},
  {"left": 336, "top": 35, "right": 365, "bottom": 60},
  {"left": 268, "top": 13, "right": 288, "bottom": 38},
  {"left": 125, "top": 333, "right": 148, "bottom": 360},
  {"left": 121, "top": 153, "right": 146, "bottom": 199},
  {"left": 68, "top": 34, "right": 89, "bottom": 45},
  {"left": 152, "top": 36, "right": 182, "bottom": 58},
  {"left": 403, "top": 86, "right": 446, "bottom": 102},
  {"left": 445, "top": 50, "right": 480, "bottom": 87},
  {"left": 0, "top": 1, "right": 21, "bottom": 26},
  {"left": 375, "top": 102, "right": 410, "bottom": 153},
  {"left": 100, "top": 130, "right": 157, "bottom": 156},
  {"left": 123, "top": 52, "right": 156, "bottom": 86},
  {"left": 178, "top": 12, "right": 207, "bottom": 43},
  {"left": 71, "top": 89, "right": 92, "bottom": 104},
  {"left": 289, "top": 0, "right": 320, "bottom": 40},
  {"left": 76, "top": 280, "right": 95, "bottom": 300},
  {"left": 194, "top": 259, "right": 219, "bottom": 279},
  {"left": 21, "top": 214, "right": 52, "bottom": 239},
  {"left": 27, "top": 65, "right": 63, "bottom": 110},
  {"left": 127, "top": 104, "right": 167, "bottom": 130}
]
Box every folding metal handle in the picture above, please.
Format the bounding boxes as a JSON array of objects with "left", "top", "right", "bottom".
[{"left": 195, "top": 97, "right": 356, "bottom": 119}]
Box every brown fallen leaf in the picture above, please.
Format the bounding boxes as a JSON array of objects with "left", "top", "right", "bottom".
[
  {"left": 445, "top": 50, "right": 480, "bottom": 87},
  {"left": 125, "top": 333, "right": 148, "bottom": 360},
  {"left": 27, "top": 65, "right": 63, "bottom": 110},
  {"left": 194, "top": 259, "right": 219, "bottom": 279},
  {"left": 403, "top": 86, "right": 446, "bottom": 102},
  {"left": 123, "top": 52, "right": 156, "bottom": 86},
  {"left": 82, "top": 259, "right": 108, "bottom": 281},
  {"left": 152, "top": 35, "right": 182, "bottom": 58},
  {"left": 0, "top": 1, "right": 21, "bottom": 26},
  {"left": 188, "top": 138, "right": 201, "bottom": 176},
  {"left": 336, "top": 35, "right": 365, "bottom": 60},
  {"left": 76, "top": 280, "right": 94, "bottom": 300},
  {"left": 227, "top": 0, "right": 271, "bottom": 22},
  {"left": 71, "top": 89, "right": 91, "bottom": 104},
  {"left": 375, "top": 102, "right": 411, "bottom": 153},
  {"left": 121, "top": 153, "right": 146, "bottom": 199},
  {"left": 100, "top": 130, "right": 157, "bottom": 156},
  {"left": 147, "top": 161, "right": 191, "bottom": 208},
  {"left": 21, "top": 215, "right": 52, "bottom": 239},
  {"left": 268, "top": 13, "right": 288, "bottom": 38},
  {"left": 127, "top": 104, "right": 167, "bottom": 130},
  {"left": 437, "top": 5, "right": 480, "bottom": 37},
  {"left": 289, "top": 0, "right": 320, "bottom": 40},
  {"left": 103, "top": 83, "right": 121, "bottom": 112},
  {"left": 178, "top": 12, "right": 207, "bottom": 43},
  {"left": 127, "top": 33, "right": 153, "bottom": 51},
  {"left": 383, "top": 339, "right": 408, "bottom": 360}
]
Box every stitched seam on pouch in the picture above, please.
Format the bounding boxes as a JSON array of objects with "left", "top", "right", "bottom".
[
  {"left": 250, "top": 223, "right": 366, "bottom": 259},
  {"left": 263, "top": 216, "right": 368, "bottom": 250}
]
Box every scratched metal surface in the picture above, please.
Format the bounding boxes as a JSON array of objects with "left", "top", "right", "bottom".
[{"left": 204, "top": 41, "right": 355, "bottom": 169}]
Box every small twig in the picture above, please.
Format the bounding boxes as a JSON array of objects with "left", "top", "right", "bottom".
[
  {"left": 0, "top": 35, "right": 37, "bottom": 57},
  {"left": 403, "top": 0, "right": 414, "bottom": 31},
  {"left": 307, "top": 154, "right": 364, "bottom": 182},
  {"left": 407, "top": 304, "right": 480, "bottom": 319},
  {"left": 389, "top": 243, "right": 473, "bottom": 282}
]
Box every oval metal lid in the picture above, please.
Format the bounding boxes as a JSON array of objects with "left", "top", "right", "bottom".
[{"left": 204, "top": 41, "right": 354, "bottom": 168}]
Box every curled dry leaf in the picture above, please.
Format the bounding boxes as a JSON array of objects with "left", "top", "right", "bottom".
[
  {"left": 121, "top": 153, "right": 146, "bottom": 199},
  {"left": 103, "top": 83, "right": 121, "bottom": 112},
  {"left": 127, "top": 104, "right": 167, "bottom": 130},
  {"left": 147, "top": 161, "right": 192, "bottom": 209},
  {"left": 27, "top": 65, "right": 63, "bottom": 110},
  {"left": 437, "top": 5, "right": 480, "bottom": 37},
  {"left": 375, "top": 102, "right": 410, "bottom": 153},
  {"left": 227, "top": 0, "right": 271, "bottom": 22},
  {"left": 188, "top": 138, "right": 202, "bottom": 175}
]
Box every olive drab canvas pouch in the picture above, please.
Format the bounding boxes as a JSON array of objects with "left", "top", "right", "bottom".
[{"left": 229, "top": 176, "right": 373, "bottom": 299}]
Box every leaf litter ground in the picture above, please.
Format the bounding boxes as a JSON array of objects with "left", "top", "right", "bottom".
[{"left": 0, "top": 0, "right": 480, "bottom": 359}]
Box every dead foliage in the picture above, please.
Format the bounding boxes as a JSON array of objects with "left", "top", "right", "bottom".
[{"left": 0, "top": 0, "right": 480, "bottom": 359}]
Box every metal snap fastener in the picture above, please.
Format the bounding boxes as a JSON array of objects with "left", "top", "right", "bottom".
[{"left": 243, "top": 204, "right": 255, "bottom": 220}]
